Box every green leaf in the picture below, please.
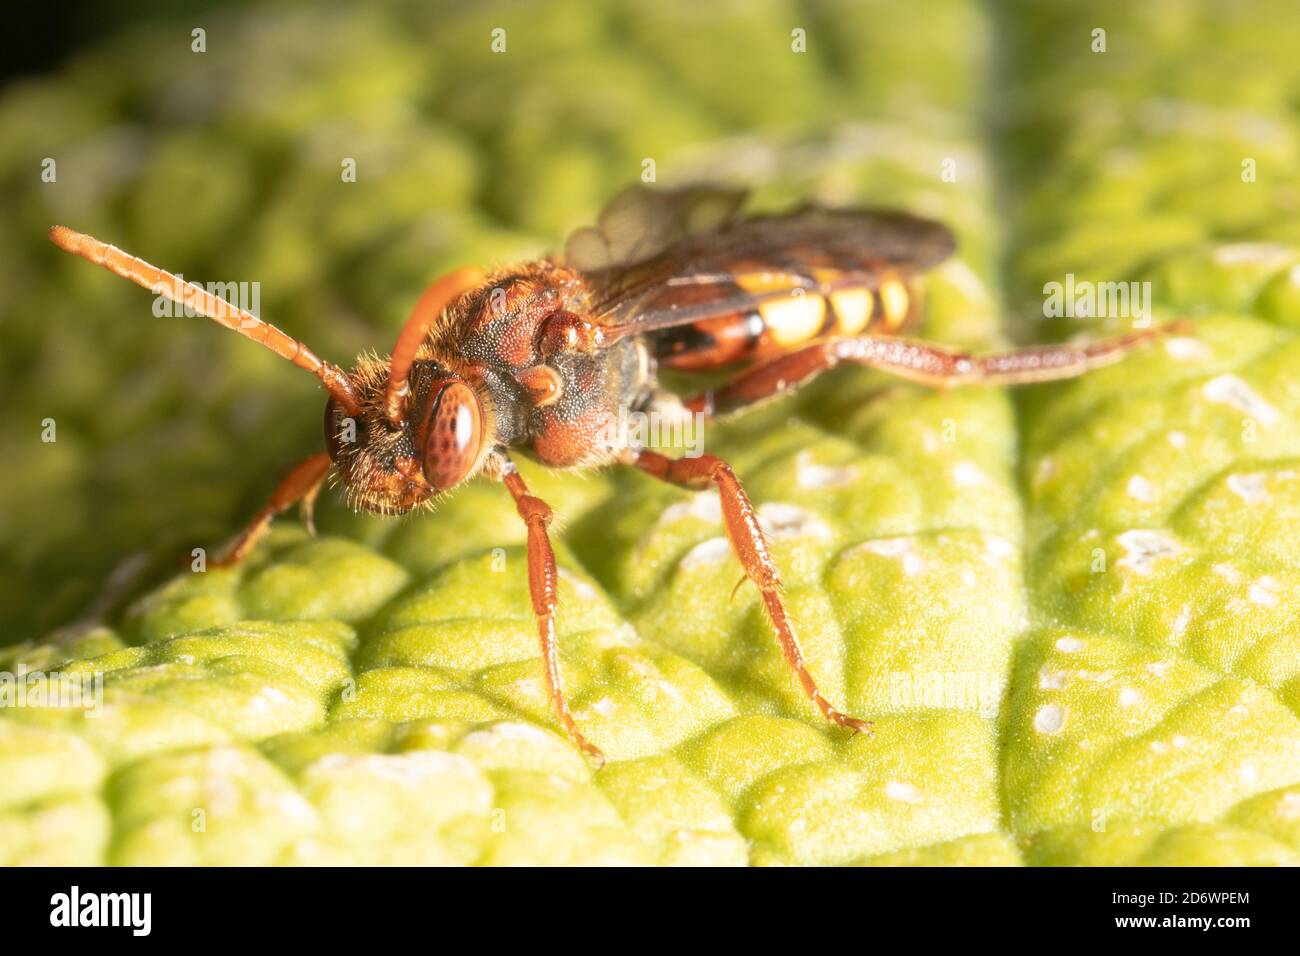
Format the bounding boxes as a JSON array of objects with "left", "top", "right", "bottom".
[{"left": 4, "top": 0, "right": 1300, "bottom": 866}]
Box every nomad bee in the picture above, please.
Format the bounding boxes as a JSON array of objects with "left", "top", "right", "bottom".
[{"left": 51, "top": 186, "right": 1180, "bottom": 766}]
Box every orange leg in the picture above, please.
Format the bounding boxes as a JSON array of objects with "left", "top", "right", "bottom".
[
  {"left": 686, "top": 322, "right": 1189, "bottom": 416},
  {"left": 210, "top": 452, "right": 332, "bottom": 568},
  {"left": 384, "top": 266, "right": 485, "bottom": 426},
  {"left": 501, "top": 465, "right": 606, "bottom": 767},
  {"left": 632, "top": 449, "right": 871, "bottom": 735}
]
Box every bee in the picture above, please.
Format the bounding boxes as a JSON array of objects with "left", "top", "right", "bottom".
[{"left": 50, "top": 186, "right": 1183, "bottom": 766}]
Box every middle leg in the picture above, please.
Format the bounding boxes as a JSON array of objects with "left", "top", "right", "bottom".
[{"left": 500, "top": 461, "right": 606, "bottom": 767}]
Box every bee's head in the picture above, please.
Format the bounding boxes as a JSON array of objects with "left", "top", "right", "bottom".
[
  {"left": 44, "top": 226, "right": 497, "bottom": 517},
  {"left": 325, "top": 356, "right": 490, "bottom": 515}
]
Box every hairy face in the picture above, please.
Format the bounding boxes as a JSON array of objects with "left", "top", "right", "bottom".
[{"left": 324, "top": 354, "right": 491, "bottom": 515}]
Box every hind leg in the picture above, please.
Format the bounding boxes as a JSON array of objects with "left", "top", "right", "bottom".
[{"left": 685, "top": 322, "right": 1188, "bottom": 416}]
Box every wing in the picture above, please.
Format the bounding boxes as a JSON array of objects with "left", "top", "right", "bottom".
[
  {"left": 564, "top": 188, "right": 957, "bottom": 338},
  {"left": 564, "top": 183, "right": 749, "bottom": 273}
]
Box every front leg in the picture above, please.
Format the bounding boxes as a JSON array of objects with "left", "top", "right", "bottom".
[
  {"left": 631, "top": 449, "right": 872, "bottom": 735},
  {"left": 210, "top": 451, "right": 332, "bottom": 568},
  {"left": 500, "top": 460, "right": 606, "bottom": 768}
]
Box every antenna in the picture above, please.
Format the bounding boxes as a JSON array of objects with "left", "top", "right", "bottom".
[{"left": 49, "top": 226, "right": 363, "bottom": 417}]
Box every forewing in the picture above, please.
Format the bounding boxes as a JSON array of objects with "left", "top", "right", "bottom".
[{"left": 578, "top": 204, "right": 957, "bottom": 336}]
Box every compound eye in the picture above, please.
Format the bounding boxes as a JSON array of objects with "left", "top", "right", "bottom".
[{"left": 419, "top": 380, "right": 483, "bottom": 491}]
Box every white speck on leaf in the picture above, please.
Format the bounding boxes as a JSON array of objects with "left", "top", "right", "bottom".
[
  {"left": 1127, "top": 475, "right": 1155, "bottom": 502},
  {"left": 1038, "top": 667, "right": 1068, "bottom": 690},
  {"left": 984, "top": 536, "right": 1017, "bottom": 562},
  {"left": 855, "top": 537, "right": 924, "bottom": 576},
  {"left": 246, "top": 685, "right": 291, "bottom": 715},
  {"left": 1248, "top": 576, "right": 1279, "bottom": 606},
  {"left": 558, "top": 568, "right": 599, "bottom": 599},
  {"left": 1164, "top": 337, "right": 1211, "bottom": 361},
  {"left": 467, "top": 721, "right": 554, "bottom": 745},
  {"left": 795, "top": 451, "right": 857, "bottom": 489},
  {"left": 681, "top": 536, "right": 731, "bottom": 569},
  {"left": 758, "top": 502, "right": 832, "bottom": 541},
  {"left": 1146, "top": 660, "right": 1173, "bottom": 678},
  {"left": 1202, "top": 374, "right": 1278, "bottom": 426},
  {"left": 261, "top": 790, "right": 319, "bottom": 825},
  {"left": 1034, "top": 456, "right": 1056, "bottom": 489},
  {"left": 1227, "top": 472, "right": 1269, "bottom": 503},
  {"left": 1279, "top": 793, "right": 1300, "bottom": 819},
  {"left": 310, "top": 751, "right": 482, "bottom": 789},
  {"left": 1115, "top": 529, "right": 1182, "bottom": 574},
  {"left": 1170, "top": 603, "right": 1192, "bottom": 638},
  {"left": 884, "top": 781, "right": 922, "bottom": 804},
  {"left": 953, "top": 462, "right": 986, "bottom": 487},
  {"left": 1213, "top": 562, "right": 1241, "bottom": 584},
  {"left": 657, "top": 679, "right": 685, "bottom": 702},
  {"left": 658, "top": 491, "right": 722, "bottom": 526},
  {"left": 1035, "top": 704, "right": 1065, "bottom": 734}
]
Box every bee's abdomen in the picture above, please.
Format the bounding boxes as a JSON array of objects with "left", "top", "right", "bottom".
[{"left": 653, "top": 273, "right": 915, "bottom": 372}]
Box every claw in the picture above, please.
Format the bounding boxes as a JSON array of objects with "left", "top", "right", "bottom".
[
  {"left": 581, "top": 740, "right": 607, "bottom": 770},
  {"left": 300, "top": 495, "right": 318, "bottom": 538},
  {"left": 841, "top": 715, "right": 875, "bottom": 738}
]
